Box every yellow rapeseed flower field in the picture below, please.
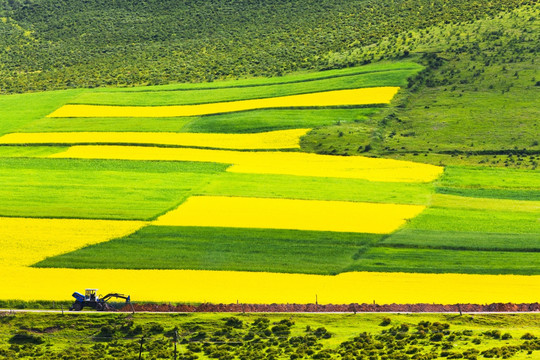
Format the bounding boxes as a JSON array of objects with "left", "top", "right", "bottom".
[
  {"left": 0, "top": 129, "right": 310, "bottom": 150},
  {"left": 47, "top": 87, "right": 400, "bottom": 118},
  {"left": 1, "top": 219, "right": 537, "bottom": 304},
  {"left": 1, "top": 267, "right": 539, "bottom": 304},
  {"left": 49, "top": 145, "right": 444, "bottom": 182},
  {"left": 153, "top": 196, "right": 426, "bottom": 233},
  {"left": 0, "top": 217, "right": 146, "bottom": 267}
]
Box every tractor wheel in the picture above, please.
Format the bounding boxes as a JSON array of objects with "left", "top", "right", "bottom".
[{"left": 71, "top": 302, "right": 83, "bottom": 311}]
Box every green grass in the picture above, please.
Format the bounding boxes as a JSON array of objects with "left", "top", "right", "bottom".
[
  {"left": 97, "top": 62, "right": 422, "bottom": 92},
  {"left": 0, "top": 146, "right": 67, "bottom": 157},
  {"left": 0, "top": 313, "right": 537, "bottom": 359},
  {"left": 346, "top": 247, "right": 540, "bottom": 275},
  {"left": 381, "top": 82, "right": 540, "bottom": 153},
  {"left": 34, "top": 226, "right": 383, "bottom": 275},
  {"left": 300, "top": 6, "right": 540, "bottom": 169},
  {"left": 0, "top": 90, "right": 82, "bottom": 136},
  {"left": 0, "top": 158, "right": 228, "bottom": 220},
  {"left": 435, "top": 187, "right": 540, "bottom": 201},
  {"left": 434, "top": 166, "right": 540, "bottom": 201},
  {"left": 181, "top": 108, "right": 379, "bottom": 133},
  {"left": 382, "top": 229, "right": 540, "bottom": 252},
  {"left": 407, "top": 207, "right": 539, "bottom": 234},
  {"left": 438, "top": 166, "right": 540, "bottom": 190},
  {"left": 430, "top": 194, "right": 540, "bottom": 213},
  {"left": 14, "top": 108, "right": 378, "bottom": 134},
  {"left": 69, "top": 67, "right": 418, "bottom": 106},
  {"left": 15, "top": 116, "right": 194, "bottom": 133},
  {"left": 199, "top": 172, "right": 432, "bottom": 205}
]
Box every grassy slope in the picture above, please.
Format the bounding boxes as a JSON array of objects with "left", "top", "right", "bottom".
[
  {"left": 301, "top": 5, "right": 540, "bottom": 169},
  {"left": 70, "top": 66, "right": 418, "bottom": 106},
  {"left": 0, "top": 313, "right": 538, "bottom": 359},
  {"left": 95, "top": 62, "right": 420, "bottom": 92},
  {"left": 0, "top": 158, "right": 228, "bottom": 220}
]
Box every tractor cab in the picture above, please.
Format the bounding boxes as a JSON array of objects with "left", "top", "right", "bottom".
[{"left": 85, "top": 288, "right": 99, "bottom": 301}]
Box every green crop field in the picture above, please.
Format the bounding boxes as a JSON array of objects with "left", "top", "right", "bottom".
[
  {"left": 0, "top": 158, "right": 228, "bottom": 220},
  {"left": 35, "top": 227, "right": 383, "bottom": 275}
]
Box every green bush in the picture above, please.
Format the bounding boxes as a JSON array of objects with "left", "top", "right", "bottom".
[
  {"left": 9, "top": 331, "right": 45, "bottom": 345},
  {"left": 224, "top": 317, "right": 243, "bottom": 329}
]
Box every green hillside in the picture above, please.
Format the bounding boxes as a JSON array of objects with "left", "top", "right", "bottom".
[
  {"left": 0, "top": 0, "right": 538, "bottom": 307},
  {"left": 0, "top": 0, "right": 532, "bottom": 93},
  {"left": 302, "top": 5, "right": 540, "bottom": 167}
]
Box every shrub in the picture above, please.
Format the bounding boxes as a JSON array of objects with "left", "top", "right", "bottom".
[
  {"left": 96, "top": 325, "right": 115, "bottom": 340},
  {"left": 483, "top": 330, "right": 501, "bottom": 339},
  {"left": 224, "top": 317, "right": 243, "bottom": 329},
  {"left": 271, "top": 324, "right": 291, "bottom": 337},
  {"left": 313, "top": 327, "right": 332, "bottom": 339},
  {"left": 251, "top": 318, "right": 270, "bottom": 329},
  {"left": 147, "top": 322, "right": 164, "bottom": 334},
  {"left": 9, "top": 331, "right": 45, "bottom": 345}
]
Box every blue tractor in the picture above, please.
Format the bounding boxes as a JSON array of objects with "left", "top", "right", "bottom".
[{"left": 70, "top": 289, "right": 131, "bottom": 311}]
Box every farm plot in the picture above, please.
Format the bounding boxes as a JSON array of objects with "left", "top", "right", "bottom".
[
  {"left": 71, "top": 63, "right": 419, "bottom": 105},
  {"left": 14, "top": 109, "right": 378, "bottom": 134},
  {"left": 0, "top": 129, "right": 309, "bottom": 150},
  {"left": 49, "top": 145, "right": 443, "bottom": 182},
  {"left": 35, "top": 227, "right": 384, "bottom": 275},
  {"left": 47, "top": 87, "right": 400, "bottom": 118},
  {"left": 2, "top": 267, "right": 538, "bottom": 304},
  {"left": 0, "top": 158, "right": 228, "bottom": 220},
  {"left": 152, "top": 196, "right": 425, "bottom": 233},
  {"left": 0, "top": 217, "right": 145, "bottom": 267},
  {"left": 2, "top": 61, "right": 539, "bottom": 304},
  {"left": 378, "top": 166, "right": 540, "bottom": 274}
]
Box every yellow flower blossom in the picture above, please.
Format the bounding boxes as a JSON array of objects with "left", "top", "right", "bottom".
[
  {"left": 153, "top": 196, "right": 425, "bottom": 234},
  {"left": 47, "top": 87, "right": 400, "bottom": 118},
  {"left": 1, "top": 219, "right": 536, "bottom": 305},
  {"left": 0, "top": 129, "right": 310, "bottom": 150},
  {"left": 0, "top": 217, "right": 145, "bottom": 267},
  {"left": 49, "top": 145, "right": 443, "bottom": 182},
  {"left": 1, "top": 267, "right": 538, "bottom": 304}
]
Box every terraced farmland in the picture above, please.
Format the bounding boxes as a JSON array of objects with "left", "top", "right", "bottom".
[{"left": 1, "top": 61, "right": 538, "bottom": 305}]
